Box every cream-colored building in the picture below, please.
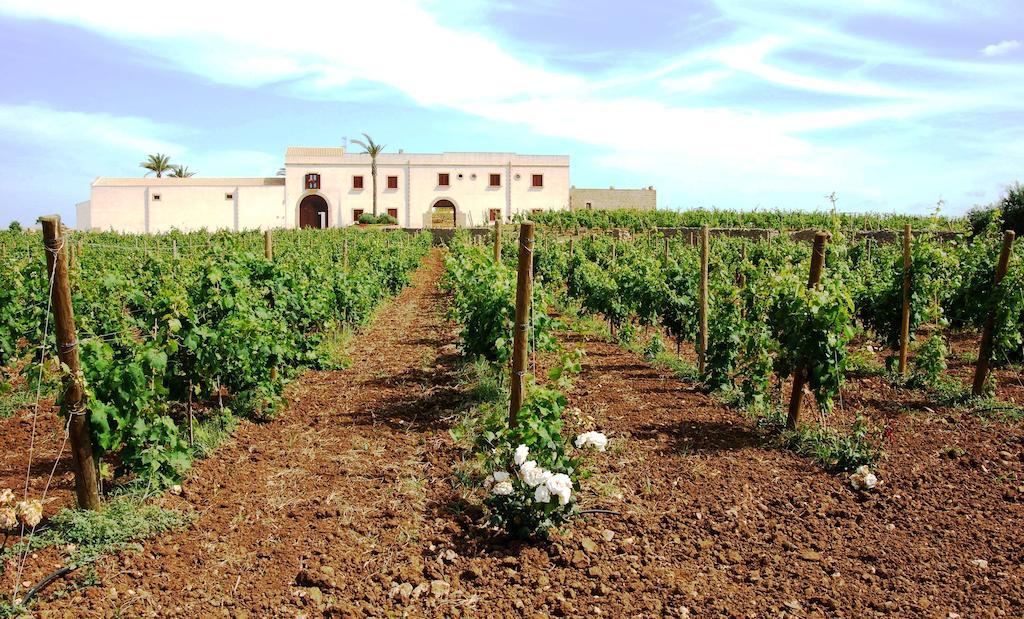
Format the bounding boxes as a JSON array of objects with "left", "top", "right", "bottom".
[{"left": 77, "top": 147, "right": 570, "bottom": 232}]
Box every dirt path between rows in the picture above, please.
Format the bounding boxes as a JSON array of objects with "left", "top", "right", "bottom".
[
  {"left": 36, "top": 249, "right": 470, "bottom": 617},
  {"left": 25, "top": 249, "right": 1024, "bottom": 618}
]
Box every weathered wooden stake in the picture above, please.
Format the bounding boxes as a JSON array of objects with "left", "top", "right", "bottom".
[
  {"left": 39, "top": 215, "right": 101, "bottom": 511},
  {"left": 698, "top": 225, "right": 710, "bottom": 376},
  {"left": 663, "top": 236, "right": 670, "bottom": 265},
  {"left": 494, "top": 219, "right": 502, "bottom": 264},
  {"left": 264, "top": 230, "right": 273, "bottom": 261},
  {"left": 972, "top": 230, "right": 1016, "bottom": 395},
  {"left": 898, "top": 224, "right": 912, "bottom": 376},
  {"left": 343, "top": 238, "right": 350, "bottom": 271},
  {"left": 172, "top": 239, "right": 179, "bottom": 259},
  {"left": 738, "top": 244, "right": 748, "bottom": 289},
  {"left": 787, "top": 231, "right": 829, "bottom": 430},
  {"left": 509, "top": 222, "right": 535, "bottom": 427}
]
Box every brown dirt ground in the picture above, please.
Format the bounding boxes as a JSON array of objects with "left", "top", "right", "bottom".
[{"left": 3, "top": 249, "right": 1023, "bottom": 617}]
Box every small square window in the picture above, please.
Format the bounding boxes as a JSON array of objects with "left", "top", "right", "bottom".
[
  {"left": 532, "top": 208, "right": 543, "bottom": 214},
  {"left": 387, "top": 208, "right": 398, "bottom": 219},
  {"left": 353, "top": 208, "right": 364, "bottom": 222},
  {"left": 225, "top": 193, "right": 234, "bottom": 200},
  {"left": 305, "top": 173, "right": 320, "bottom": 190},
  {"left": 152, "top": 194, "right": 161, "bottom": 201},
  {"left": 438, "top": 173, "right": 450, "bottom": 187},
  {"left": 489, "top": 208, "right": 501, "bottom": 222},
  {"left": 489, "top": 174, "right": 501, "bottom": 187},
  {"left": 532, "top": 174, "right": 544, "bottom": 188},
  {"left": 353, "top": 175, "right": 364, "bottom": 189},
  {"left": 387, "top": 176, "right": 398, "bottom": 189}
]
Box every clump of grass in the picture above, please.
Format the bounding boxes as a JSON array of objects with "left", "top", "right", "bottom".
[
  {"left": 845, "top": 349, "right": 885, "bottom": 378},
  {"left": 192, "top": 409, "right": 239, "bottom": 459},
  {"left": 1, "top": 497, "right": 191, "bottom": 568},
  {"left": 749, "top": 408, "right": 885, "bottom": 473}
]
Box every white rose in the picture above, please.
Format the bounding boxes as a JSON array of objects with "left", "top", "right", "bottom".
[
  {"left": 534, "top": 485, "right": 551, "bottom": 503},
  {"left": 483, "top": 474, "right": 495, "bottom": 489},
  {"left": 546, "top": 474, "right": 574, "bottom": 506},
  {"left": 492, "top": 471, "right": 510, "bottom": 483},
  {"left": 519, "top": 460, "right": 537, "bottom": 474},
  {"left": 15, "top": 500, "right": 43, "bottom": 528},
  {"left": 491, "top": 481, "right": 514, "bottom": 496},
  {"left": 849, "top": 465, "right": 878, "bottom": 491},
  {"left": 522, "top": 466, "right": 552, "bottom": 489},
  {"left": 575, "top": 431, "right": 608, "bottom": 452},
  {"left": 0, "top": 507, "right": 16, "bottom": 530},
  {"left": 513, "top": 444, "right": 529, "bottom": 466},
  {"left": 0, "top": 488, "right": 14, "bottom": 506}
]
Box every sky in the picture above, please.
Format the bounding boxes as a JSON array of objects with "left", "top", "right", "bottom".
[{"left": 0, "top": 0, "right": 1022, "bottom": 227}]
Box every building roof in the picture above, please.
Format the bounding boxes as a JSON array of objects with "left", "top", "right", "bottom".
[
  {"left": 284, "top": 146, "right": 347, "bottom": 158},
  {"left": 284, "top": 146, "right": 568, "bottom": 167},
  {"left": 92, "top": 177, "right": 285, "bottom": 187}
]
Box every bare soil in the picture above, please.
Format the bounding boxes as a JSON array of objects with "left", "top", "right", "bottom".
[{"left": 3, "top": 249, "right": 1023, "bottom": 617}]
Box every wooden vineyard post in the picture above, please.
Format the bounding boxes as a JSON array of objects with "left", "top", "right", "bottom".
[
  {"left": 509, "top": 222, "right": 535, "bottom": 427},
  {"left": 39, "top": 216, "right": 101, "bottom": 511},
  {"left": 494, "top": 219, "right": 502, "bottom": 264},
  {"left": 264, "top": 229, "right": 273, "bottom": 261},
  {"left": 698, "top": 225, "right": 709, "bottom": 376},
  {"left": 663, "top": 236, "right": 670, "bottom": 265},
  {"left": 972, "top": 230, "right": 1017, "bottom": 396},
  {"left": 568, "top": 237, "right": 574, "bottom": 282},
  {"left": 738, "top": 244, "right": 748, "bottom": 289},
  {"left": 787, "top": 231, "right": 829, "bottom": 430},
  {"left": 172, "top": 239, "right": 179, "bottom": 259},
  {"left": 898, "top": 224, "right": 912, "bottom": 376},
  {"left": 343, "top": 238, "right": 350, "bottom": 271}
]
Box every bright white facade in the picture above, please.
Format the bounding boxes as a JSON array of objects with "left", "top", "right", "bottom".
[{"left": 77, "top": 147, "right": 570, "bottom": 232}]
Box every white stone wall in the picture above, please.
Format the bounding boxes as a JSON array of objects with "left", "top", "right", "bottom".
[{"left": 79, "top": 148, "right": 570, "bottom": 231}]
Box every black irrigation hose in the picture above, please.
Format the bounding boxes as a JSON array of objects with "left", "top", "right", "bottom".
[
  {"left": 578, "top": 509, "right": 621, "bottom": 516},
  {"left": 19, "top": 559, "right": 91, "bottom": 606}
]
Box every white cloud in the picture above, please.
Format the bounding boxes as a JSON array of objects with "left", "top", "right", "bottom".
[
  {"left": 982, "top": 40, "right": 1021, "bottom": 57},
  {"left": 0, "top": 104, "right": 184, "bottom": 156},
  {"left": 0, "top": 0, "right": 1021, "bottom": 214}
]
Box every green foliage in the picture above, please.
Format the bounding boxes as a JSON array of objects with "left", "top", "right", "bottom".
[
  {"left": 528, "top": 207, "right": 966, "bottom": 234},
  {"left": 767, "top": 271, "right": 856, "bottom": 416},
  {"left": 0, "top": 228, "right": 430, "bottom": 488},
  {"left": 909, "top": 333, "right": 948, "bottom": 389},
  {"left": 442, "top": 233, "right": 557, "bottom": 363},
  {"left": 776, "top": 415, "right": 885, "bottom": 472}
]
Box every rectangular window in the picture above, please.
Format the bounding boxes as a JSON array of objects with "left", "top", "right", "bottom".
[
  {"left": 352, "top": 209, "right": 364, "bottom": 222},
  {"left": 438, "top": 173, "right": 449, "bottom": 187},
  {"left": 305, "top": 173, "right": 320, "bottom": 190},
  {"left": 532, "top": 208, "right": 543, "bottom": 214},
  {"left": 353, "top": 175, "right": 364, "bottom": 189},
  {"left": 387, "top": 175, "right": 398, "bottom": 189},
  {"left": 225, "top": 193, "right": 234, "bottom": 200},
  {"left": 489, "top": 173, "right": 501, "bottom": 187},
  {"left": 489, "top": 208, "right": 501, "bottom": 222},
  {"left": 387, "top": 208, "right": 398, "bottom": 219},
  {"left": 152, "top": 194, "right": 161, "bottom": 201},
  {"left": 532, "top": 174, "right": 544, "bottom": 188}
]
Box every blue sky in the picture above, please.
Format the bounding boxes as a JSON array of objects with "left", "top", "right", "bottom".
[{"left": 0, "top": 0, "right": 1022, "bottom": 227}]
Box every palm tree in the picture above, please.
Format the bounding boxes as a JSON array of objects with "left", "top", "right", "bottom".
[
  {"left": 350, "top": 133, "right": 385, "bottom": 216},
  {"left": 168, "top": 165, "right": 197, "bottom": 178},
  {"left": 140, "top": 153, "right": 173, "bottom": 177}
]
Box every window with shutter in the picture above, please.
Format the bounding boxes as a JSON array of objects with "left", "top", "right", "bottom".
[
  {"left": 489, "top": 174, "right": 501, "bottom": 187},
  {"left": 353, "top": 176, "right": 364, "bottom": 189},
  {"left": 387, "top": 176, "right": 398, "bottom": 189},
  {"left": 438, "top": 173, "right": 449, "bottom": 187},
  {"left": 532, "top": 174, "right": 543, "bottom": 188}
]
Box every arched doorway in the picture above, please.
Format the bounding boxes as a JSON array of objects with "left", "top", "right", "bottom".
[
  {"left": 431, "top": 199, "right": 456, "bottom": 229},
  {"left": 299, "top": 194, "right": 329, "bottom": 229}
]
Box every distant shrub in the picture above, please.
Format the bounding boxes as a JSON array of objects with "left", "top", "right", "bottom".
[
  {"left": 968, "top": 182, "right": 1024, "bottom": 236},
  {"left": 357, "top": 213, "right": 399, "bottom": 225}
]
